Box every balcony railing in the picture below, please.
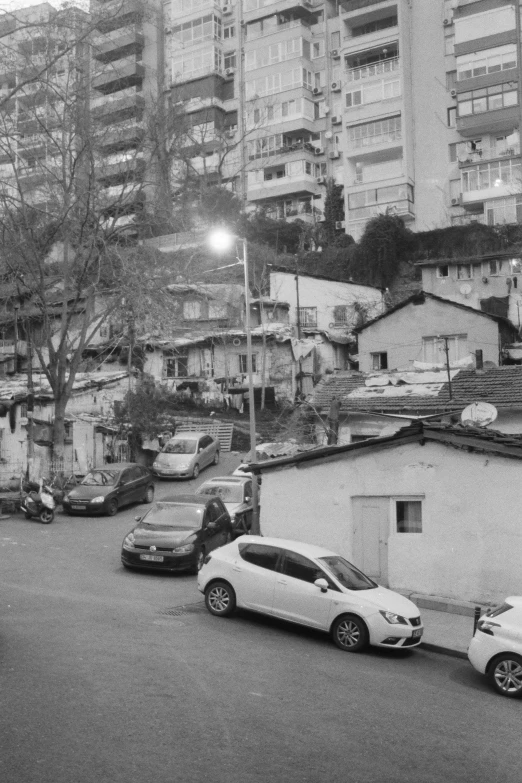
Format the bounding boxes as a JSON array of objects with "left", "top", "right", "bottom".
[
  {"left": 457, "top": 144, "right": 521, "bottom": 165},
  {"left": 346, "top": 56, "right": 399, "bottom": 83},
  {"left": 351, "top": 129, "right": 401, "bottom": 149}
]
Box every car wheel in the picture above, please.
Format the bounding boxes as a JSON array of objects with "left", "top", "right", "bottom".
[
  {"left": 331, "top": 614, "right": 369, "bottom": 653},
  {"left": 195, "top": 548, "right": 206, "bottom": 572},
  {"left": 213, "top": 450, "right": 220, "bottom": 466},
  {"left": 142, "top": 485, "right": 154, "bottom": 504},
  {"left": 489, "top": 654, "right": 522, "bottom": 698},
  {"left": 192, "top": 464, "right": 200, "bottom": 479},
  {"left": 205, "top": 581, "right": 236, "bottom": 617},
  {"left": 106, "top": 499, "right": 118, "bottom": 517}
]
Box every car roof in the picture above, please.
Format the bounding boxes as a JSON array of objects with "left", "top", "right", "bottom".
[
  {"left": 200, "top": 476, "right": 249, "bottom": 485},
  {"left": 170, "top": 431, "right": 210, "bottom": 440},
  {"left": 159, "top": 494, "right": 216, "bottom": 506},
  {"left": 237, "top": 536, "right": 337, "bottom": 559}
]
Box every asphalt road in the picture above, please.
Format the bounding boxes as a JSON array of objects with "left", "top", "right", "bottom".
[{"left": 0, "top": 456, "right": 520, "bottom": 783}]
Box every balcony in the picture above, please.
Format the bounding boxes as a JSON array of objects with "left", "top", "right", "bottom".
[
  {"left": 91, "top": 88, "right": 144, "bottom": 120},
  {"left": 346, "top": 56, "right": 399, "bottom": 83},
  {"left": 460, "top": 158, "right": 522, "bottom": 204},
  {"left": 457, "top": 143, "right": 520, "bottom": 166},
  {"left": 243, "top": 0, "right": 315, "bottom": 25},
  {"left": 97, "top": 122, "right": 145, "bottom": 152},
  {"left": 93, "top": 59, "right": 144, "bottom": 94},
  {"left": 247, "top": 167, "right": 321, "bottom": 200},
  {"left": 93, "top": 27, "right": 144, "bottom": 63},
  {"left": 248, "top": 140, "right": 318, "bottom": 162},
  {"left": 96, "top": 0, "right": 143, "bottom": 34}
]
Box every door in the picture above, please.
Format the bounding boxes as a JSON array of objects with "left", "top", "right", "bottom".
[
  {"left": 352, "top": 497, "right": 389, "bottom": 585},
  {"left": 271, "top": 550, "right": 335, "bottom": 630},
  {"left": 117, "top": 469, "right": 135, "bottom": 507},
  {"left": 206, "top": 499, "right": 229, "bottom": 549},
  {"left": 198, "top": 436, "right": 212, "bottom": 468},
  {"left": 230, "top": 543, "right": 282, "bottom": 613}
]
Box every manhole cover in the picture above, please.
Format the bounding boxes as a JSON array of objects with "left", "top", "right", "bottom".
[{"left": 159, "top": 602, "right": 206, "bottom": 617}]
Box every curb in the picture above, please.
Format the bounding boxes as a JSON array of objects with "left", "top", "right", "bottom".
[{"left": 420, "top": 641, "right": 468, "bottom": 660}]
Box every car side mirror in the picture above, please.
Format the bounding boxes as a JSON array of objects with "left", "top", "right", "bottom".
[
  {"left": 245, "top": 496, "right": 251, "bottom": 502},
  {"left": 207, "top": 521, "right": 217, "bottom": 530},
  {"left": 314, "top": 578, "right": 329, "bottom": 593},
  {"left": 135, "top": 516, "right": 142, "bottom": 522}
]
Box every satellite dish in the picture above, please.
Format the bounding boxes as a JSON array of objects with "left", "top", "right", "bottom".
[
  {"left": 460, "top": 402, "right": 498, "bottom": 428},
  {"left": 459, "top": 283, "right": 472, "bottom": 297}
]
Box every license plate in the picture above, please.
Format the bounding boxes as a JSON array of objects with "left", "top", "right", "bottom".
[
  {"left": 140, "top": 554, "right": 164, "bottom": 562},
  {"left": 412, "top": 628, "right": 423, "bottom": 638},
  {"left": 72, "top": 505, "right": 86, "bottom": 510}
]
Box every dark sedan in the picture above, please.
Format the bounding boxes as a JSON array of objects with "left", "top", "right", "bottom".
[
  {"left": 121, "top": 494, "right": 233, "bottom": 573},
  {"left": 62, "top": 463, "right": 155, "bottom": 516}
]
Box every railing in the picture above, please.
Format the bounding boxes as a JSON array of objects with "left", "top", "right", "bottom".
[
  {"left": 346, "top": 56, "right": 399, "bottom": 82},
  {"left": 458, "top": 145, "right": 521, "bottom": 164}
]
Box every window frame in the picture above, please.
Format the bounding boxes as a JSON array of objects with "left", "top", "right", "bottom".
[
  {"left": 394, "top": 498, "right": 423, "bottom": 534},
  {"left": 371, "top": 351, "right": 388, "bottom": 371}
]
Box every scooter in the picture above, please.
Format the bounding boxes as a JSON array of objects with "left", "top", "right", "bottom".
[{"left": 21, "top": 479, "right": 56, "bottom": 524}]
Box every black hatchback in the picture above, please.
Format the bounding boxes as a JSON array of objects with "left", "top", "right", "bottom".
[
  {"left": 62, "top": 463, "right": 155, "bottom": 516},
  {"left": 121, "top": 494, "right": 233, "bottom": 573}
]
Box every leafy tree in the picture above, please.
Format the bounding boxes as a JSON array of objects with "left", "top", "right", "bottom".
[{"left": 355, "top": 212, "right": 413, "bottom": 288}]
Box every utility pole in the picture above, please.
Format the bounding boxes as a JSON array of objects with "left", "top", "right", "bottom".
[
  {"left": 25, "top": 319, "right": 35, "bottom": 480},
  {"left": 295, "top": 254, "right": 302, "bottom": 399},
  {"left": 439, "top": 336, "right": 453, "bottom": 400}
]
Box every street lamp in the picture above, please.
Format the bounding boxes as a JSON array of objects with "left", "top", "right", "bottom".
[{"left": 208, "top": 229, "right": 260, "bottom": 535}]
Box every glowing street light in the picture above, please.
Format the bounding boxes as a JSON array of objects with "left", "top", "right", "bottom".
[{"left": 208, "top": 228, "right": 260, "bottom": 535}]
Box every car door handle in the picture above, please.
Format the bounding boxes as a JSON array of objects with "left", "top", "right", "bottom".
[
  {"left": 277, "top": 579, "right": 288, "bottom": 585},
  {"left": 232, "top": 565, "right": 242, "bottom": 572}
]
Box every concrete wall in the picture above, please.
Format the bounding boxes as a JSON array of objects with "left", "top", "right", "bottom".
[
  {"left": 358, "top": 297, "right": 501, "bottom": 371},
  {"left": 269, "top": 272, "right": 383, "bottom": 331},
  {"left": 258, "top": 440, "right": 522, "bottom": 605}
]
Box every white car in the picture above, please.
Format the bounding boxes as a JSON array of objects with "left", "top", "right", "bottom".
[
  {"left": 195, "top": 476, "right": 253, "bottom": 537},
  {"left": 468, "top": 597, "right": 522, "bottom": 698},
  {"left": 197, "top": 536, "right": 424, "bottom": 652}
]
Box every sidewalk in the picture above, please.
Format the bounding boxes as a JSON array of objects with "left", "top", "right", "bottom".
[{"left": 403, "top": 593, "right": 489, "bottom": 659}]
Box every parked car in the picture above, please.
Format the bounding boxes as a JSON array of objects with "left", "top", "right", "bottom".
[
  {"left": 121, "top": 494, "right": 233, "bottom": 573},
  {"left": 152, "top": 432, "right": 220, "bottom": 479},
  {"left": 198, "top": 537, "right": 424, "bottom": 652},
  {"left": 195, "top": 476, "right": 253, "bottom": 537},
  {"left": 62, "top": 463, "right": 155, "bottom": 516},
  {"left": 468, "top": 597, "right": 522, "bottom": 698}
]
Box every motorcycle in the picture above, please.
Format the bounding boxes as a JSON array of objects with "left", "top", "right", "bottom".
[{"left": 20, "top": 479, "right": 56, "bottom": 524}]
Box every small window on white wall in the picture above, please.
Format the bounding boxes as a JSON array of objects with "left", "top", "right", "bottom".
[{"left": 395, "top": 499, "right": 423, "bottom": 533}]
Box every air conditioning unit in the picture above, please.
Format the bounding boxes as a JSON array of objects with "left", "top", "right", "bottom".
[
  {"left": 331, "top": 82, "right": 341, "bottom": 92},
  {"left": 331, "top": 115, "right": 341, "bottom": 124},
  {"left": 165, "top": 26, "right": 172, "bottom": 34},
  {"left": 323, "top": 106, "right": 330, "bottom": 114},
  {"left": 224, "top": 68, "right": 236, "bottom": 77},
  {"left": 324, "top": 131, "right": 333, "bottom": 139},
  {"left": 451, "top": 197, "right": 459, "bottom": 205},
  {"left": 313, "top": 86, "right": 322, "bottom": 95},
  {"left": 314, "top": 147, "right": 324, "bottom": 155},
  {"left": 335, "top": 221, "right": 345, "bottom": 229},
  {"left": 329, "top": 150, "right": 340, "bottom": 159},
  {"left": 450, "top": 89, "right": 457, "bottom": 98},
  {"left": 317, "top": 176, "right": 326, "bottom": 184},
  {"left": 331, "top": 49, "right": 340, "bottom": 59},
  {"left": 443, "top": 18, "right": 451, "bottom": 26},
  {"left": 222, "top": 4, "right": 233, "bottom": 14},
  {"left": 482, "top": 276, "right": 489, "bottom": 283}
]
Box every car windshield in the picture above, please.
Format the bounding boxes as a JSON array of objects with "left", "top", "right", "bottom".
[
  {"left": 319, "top": 556, "right": 377, "bottom": 591},
  {"left": 142, "top": 502, "right": 204, "bottom": 529},
  {"left": 197, "top": 485, "right": 244, "bottom": 503},
  {"left": 163, "top": 439, "right": 197, "bottom": 454},
  {"left": 81, "top": 470, "right": 118, "bottom": 486}
]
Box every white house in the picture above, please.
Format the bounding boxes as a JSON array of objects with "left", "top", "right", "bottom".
[{"left": 250, "top": 421, "right": 522, "bottom": 605}]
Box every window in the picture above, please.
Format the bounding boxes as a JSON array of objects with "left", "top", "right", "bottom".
[
  {"left": 298, "top": 307, "right": 317, "bottom": 327},
  {"left": 183, "top": 300, "right": 202, "bottom": 320},
  {"left": 447, "top": 107, "right": 456, "bottom": 128},
  {"left": 165, "top": 354, "right": 189, "bottom": 378},
  {"left": 456, "top": 44, "right": 517, "bottom": 81},
  {"left": 239, "top": 353, "right": 257, "bottom": 373},
  {"left": 330, "top": 31, "right": 340, "bottom": 49},
  {"left": 352, "top": 15, "right": 397, "bottom": 37},
  {"left": 461, "top": 159, "right": 521, "bottom": 193},
  {"left": 281, "top": 551, "right": 326, "bottom": 584},
  {"left": 223, "top": 23, "right": 235, "bottom": 39},
  {"left": 371, "top": 352, "right": 388, "bottom": 370},
  {"left": 396, "top": 500, "right": 422, "bottom": 533},
  {"left": 208, "top": 302, "right": 228, "bottom": 319},
  {"left": 312, "top": 40, "right": 324, "bottom": 59},
  {"left": 348, "top": 116, "right": 401, "bottom": 148},
  {"left": 457, "top": 264, "right": 473, "bottom": 279},
  {"left": 449, "top": 143, "right": 457, "bottom": 163},
  {"left": 239, "top": 543, "right": 282, "bottom": 570},
  {"left": 224, "top": 51, "right": 236, "bottom": 69},
  {"left": 457, "top": 84, "right": 518, "bottom": 117},
  {"left": 437, "top": 265, "right": 449, "bottom": 278},
  {"left": 422, "top": 334, "right": 467, "bottom": 364}
]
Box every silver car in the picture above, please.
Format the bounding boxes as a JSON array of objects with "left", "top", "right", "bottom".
[{"left": 152, "top": 432, "right": 220, "bottom": 479}]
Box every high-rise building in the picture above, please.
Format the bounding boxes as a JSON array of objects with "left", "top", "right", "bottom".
[{"left": 162, "top": 0, "right": 522, "bottom": 241}]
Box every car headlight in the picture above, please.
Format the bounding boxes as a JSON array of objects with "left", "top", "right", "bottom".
[
  {"left": 63, "top": 494, "right": 70, "bottom": 503},
  {"left": 123, "top": 533, "right": 135, "bottom": 548},
  {"left": 172, "top": 543, "right": 194, "bottom": 554},
  {"left": 153, "top": 462, "right": 160, "bottom": 468},
  {"left": 91, "top": 496, "right": 105, "bottom": 503},
  {"left": 176, "top": 464, "right": 189, "bottom": 470},
  {"left": 379, "top": 610, "right": 407, "bottom": 625}
]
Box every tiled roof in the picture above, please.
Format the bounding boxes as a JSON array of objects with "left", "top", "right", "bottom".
[
  {"left": 311, "top": 366, "right": 522, "bottom": 414},
  {"left": 0, "top": 371, "right": 129, "bottom": 402},
  {"left": 248, "top": 420, "right": 522, "bottom": 473}
]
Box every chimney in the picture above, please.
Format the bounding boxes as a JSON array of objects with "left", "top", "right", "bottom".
[{"left": 475, "top": 349, "right": 483, "bottom": 371}]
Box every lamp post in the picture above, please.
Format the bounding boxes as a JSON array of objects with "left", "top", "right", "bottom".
[{"left": 208, "top": 229, "right": 259, "bottom": 535}]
